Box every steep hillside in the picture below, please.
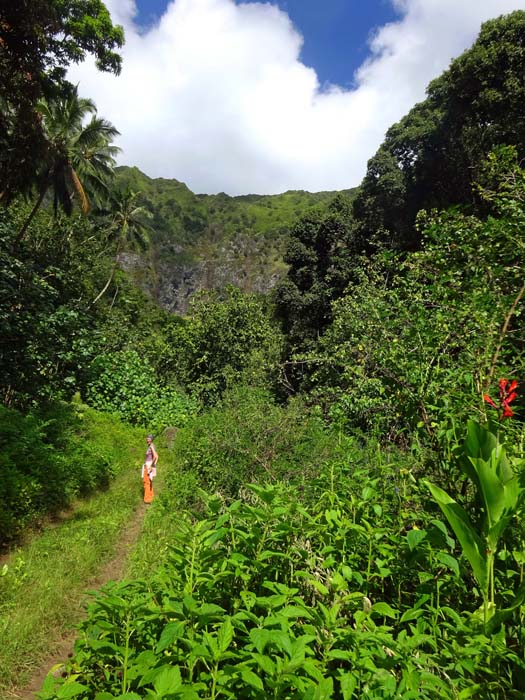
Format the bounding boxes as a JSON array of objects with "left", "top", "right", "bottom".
[{"left": 114, "top": 166, "right": 355, "bottom": 313}]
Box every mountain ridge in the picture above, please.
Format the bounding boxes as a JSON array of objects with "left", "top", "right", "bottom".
[{"left": 114, "top": 165, "right": 357, "bottom": 314}]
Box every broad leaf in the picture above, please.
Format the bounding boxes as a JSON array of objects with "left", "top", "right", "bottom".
[
  {"left": 474, "top": 452, "right": 520, "bottom": 535},
  {"left": 424, "top": 480, "right": 487, "bottom": 592},
  {"left": 406, "top": 528, "right": 427, "bottom": 550},
  {"left": 217, "top": 616, "right": 234, "bottom": 654},
  {"left": 157, "top": 621, "right": 186, "bottom": 652},
  {"left": 153, "top": 665, "right": 183, "bottom": 695},
  {"left": 57, "top": 682, "right": 89, "bottom": 700},
  {"left": 371, "top": 601, "right": 398, "bottom": 618}
]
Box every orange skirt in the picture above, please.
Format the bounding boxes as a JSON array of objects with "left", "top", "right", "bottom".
[{"left": 142, "top": 463, "right": 154, "bottom": 503}]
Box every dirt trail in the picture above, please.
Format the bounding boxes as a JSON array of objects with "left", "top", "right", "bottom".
[{"left": 13, "top": 502, "right": 147, "bottom": 700}]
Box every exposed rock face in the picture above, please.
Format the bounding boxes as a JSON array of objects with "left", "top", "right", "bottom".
[
  {"left": 120, "top": 239, "right": 287, "bottom": 314},
  {"left": 155, "top": 256, "right": 208, "bottom": 314},
  {"left": 156, "top": 241, "right": 286, "bottom": 315},
  {"left": 114, "top": 166, "right": 355, "bottom": 314}
]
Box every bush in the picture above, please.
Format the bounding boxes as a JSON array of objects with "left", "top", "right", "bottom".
[
  {"left": 0, "top": 400, "right": 142, "bottom": 548},
  {"left": 85, "top": 350, "right": 198, "bottom": 431},
  {"left": 166, "top": 385, "right": 334, "bottom": 503}
]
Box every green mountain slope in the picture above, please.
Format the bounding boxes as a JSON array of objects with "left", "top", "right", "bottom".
[{"left": 114, "top": 166, "right": 355, "bottom": 313}]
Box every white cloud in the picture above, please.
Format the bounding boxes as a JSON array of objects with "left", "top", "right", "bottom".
[{"left": 68, "top": 0, "right": 525, "bottom": 195}]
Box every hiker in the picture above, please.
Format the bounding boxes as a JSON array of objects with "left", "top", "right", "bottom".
[{"left": 141, "top": 434, "right": 158, "bottom": 504}]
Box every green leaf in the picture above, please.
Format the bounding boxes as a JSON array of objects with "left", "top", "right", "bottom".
[
  {"left": 249, "top": 628, "right": 272, "bottom": 654},
  {"left": 198, "top": 602, "right": 225, "bottom": 619},
  {"left": 339, "top": 672, "right": 358, "bottom": 700},
  {"left": 486, "top": 577, "right": 525, "bottom": 633},
  {"left": 470, "top": 449, "right": 521, "bottom": 548},
  {"left": 463, "top": 420, "right": 498, "bottom": 469},
  {"left": 406, "top": 528, "right": 427, "bottom": 550},
  {"left": 217, "top": 616, "right": 234, "bottom": 653},
  {"left": 153, "top": 665, "right": 182, "bottom": 695},
  {"left": 430, "top": 519, "right": 455, "bottom": 549},
  {"left": 240, "top": 668, "right": 264, "bottom": 690},
  {"left": 36, "top": 673, "right": 57, "bottom": 700},
  {"left": 435, "top": 551, "right": 460, "bottom": 577},
  {"left": 424, "top": 480, "right": 487, "bottom": 592},
  {"left": 280, "top": 605, "right": 313, "bottom": 619},
  {"left": 298, "top": 574, "right": 329, "bottom": 597},
  {"left": 371, "top": 602, "right": 398, "bottom": 619},
  {"left": 270, "top": 629, "right": 293, "bottom": 657},
  {"left": 157, "top": 620, "right": 186, "bottom": 652},
  {"left": 42, "top": 673, "right": 57, "bottom": 693},
  {"left": 459, "top": 685, "right": 486, "bottom": 699},
  {"left": 399, "top": 608, "right": 425, "bottom": 623},
  {"left": 57, "top": 682, "right": 89, "bottom": 699},
  {"left": 251, "top": 652, "right": 275, "bottom": 675},
  {"left": 327, "top": 649, "right": 351, "bottom": 660},
  {"left": 312, "top": 676, "right": 334, "bottom": 700}
]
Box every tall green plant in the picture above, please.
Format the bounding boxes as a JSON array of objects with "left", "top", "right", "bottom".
[
  {"left": 425, "top": 411, "right": 524, "bottom": 625},
  {"left": 85, "top": 349, "right": 197, "bottom": 431}
]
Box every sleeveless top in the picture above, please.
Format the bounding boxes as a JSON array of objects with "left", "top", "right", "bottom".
[{"left": 145, "top": 444, "right": 154, "bottom": 462}]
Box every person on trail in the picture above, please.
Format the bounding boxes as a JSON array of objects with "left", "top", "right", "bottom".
[{"left": 141, "top": 434, "right": 158, "bottom": 504}]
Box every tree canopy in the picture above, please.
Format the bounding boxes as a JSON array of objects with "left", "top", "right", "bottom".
[
  {"left": 0, "top": 0, "right": 124, "bottom": 202},
  {"left": 14, "top": 87, "right": 120, "bottom": 245},
  {"left": 274, "top": 193, "right": 356, "bottom": 355},
  {"left": 352, "top": 10, "right": 525, "bottom": 252}
]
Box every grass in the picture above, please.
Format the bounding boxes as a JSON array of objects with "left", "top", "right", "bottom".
[{"left": 0, "top": 429, "right": 144, "bottom": 697}]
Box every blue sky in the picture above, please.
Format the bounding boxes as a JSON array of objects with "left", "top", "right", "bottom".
[
  {"left": 271, "top": 0, "right": 401, "bottom": 87},
  {"left": 134, "top": 0, "right": 400, "bottom": 88},
  {"left": 69, "top": 0, "right": 525, "bottom": 195}
]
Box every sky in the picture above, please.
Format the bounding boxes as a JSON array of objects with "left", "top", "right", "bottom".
[
  {"left": 132, "top": 0, "right": 401, "bottom": 88},
  {"left": 68, "top": 0, "right": 525, "bottom": 195}
]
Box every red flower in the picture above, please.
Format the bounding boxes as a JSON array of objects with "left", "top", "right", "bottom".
[
  {"left": 483, "top": 393, "right": 497, "bottom": 408},
  {"left": 485, "top": 379, "right": 518, "bottom": 420}
]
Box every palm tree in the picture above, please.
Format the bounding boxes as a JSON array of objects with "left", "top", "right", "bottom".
[
  {"left": 14, "top": 86, "right": 120, "bottom": 246},
  {"left": 92, "top": 187, "right": 153, "bottom": 304}
]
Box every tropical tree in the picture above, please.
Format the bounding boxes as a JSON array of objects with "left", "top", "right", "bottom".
[
  {"left": 92, "top": 188, "right": 152, "bottom": 304},
  {"left": 0, "top": 203, "right": 106, "bottom": 406},
  {"left": 14, "top": 86, "right": 120, "bottom": 246},
  {"left": 312, "top": 148, "right": 525, "bottom": 440},
  {"left": 352, "top": 10, "right": 525, "bottom": 252},
  {"left": 169, "top": 286, "right": 282, "bottom": 404},
  {"left": 274, "top": 193, "right": 356, "bottom": 361},
  {"left": 0, "top": 0, "right": 124, "bottom": 203}
]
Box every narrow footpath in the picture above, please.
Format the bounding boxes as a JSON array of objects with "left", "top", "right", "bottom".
[
  {"left": 18, "top": 503, "right": 146, "bottom": 700},
  {"left": 0, "top": 464, "right": 152, "bottom": 700}
]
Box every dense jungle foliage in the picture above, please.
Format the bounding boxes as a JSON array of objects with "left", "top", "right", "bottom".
[{"left": 2, "top": 3, "right": 525, "bottom": 699}]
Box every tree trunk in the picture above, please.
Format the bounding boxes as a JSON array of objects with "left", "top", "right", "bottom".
[
  {"left": 92, "top": 237, "right": 123, "bottom": 305},
  {"left": 92, "top": 259, "right": 119, "bottom": 305}
]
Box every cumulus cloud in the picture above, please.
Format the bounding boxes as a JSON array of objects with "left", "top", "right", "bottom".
[{"left": 68, "top": 0, "right": 525, "bottom": 194}]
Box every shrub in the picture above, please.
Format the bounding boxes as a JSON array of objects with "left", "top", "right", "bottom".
[
  {"left": 0, "top": 400, "right": 142, "bottom": 548},
  {"left": 167, "top": 385, "right": 334, "bottom": 503},
  {"left": 85, "top": 350, "right": 198, "bottom": 431}
]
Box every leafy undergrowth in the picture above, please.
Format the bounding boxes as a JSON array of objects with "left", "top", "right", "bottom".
[
  {"left": 0, "top": 399, "right": 145, "bottom": 548},
  {"left": 0, "top": 415, "right": 144, "bottom": 696},
  {"left": 38, "top": 453, "right": 525, "bottom": 700}
]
